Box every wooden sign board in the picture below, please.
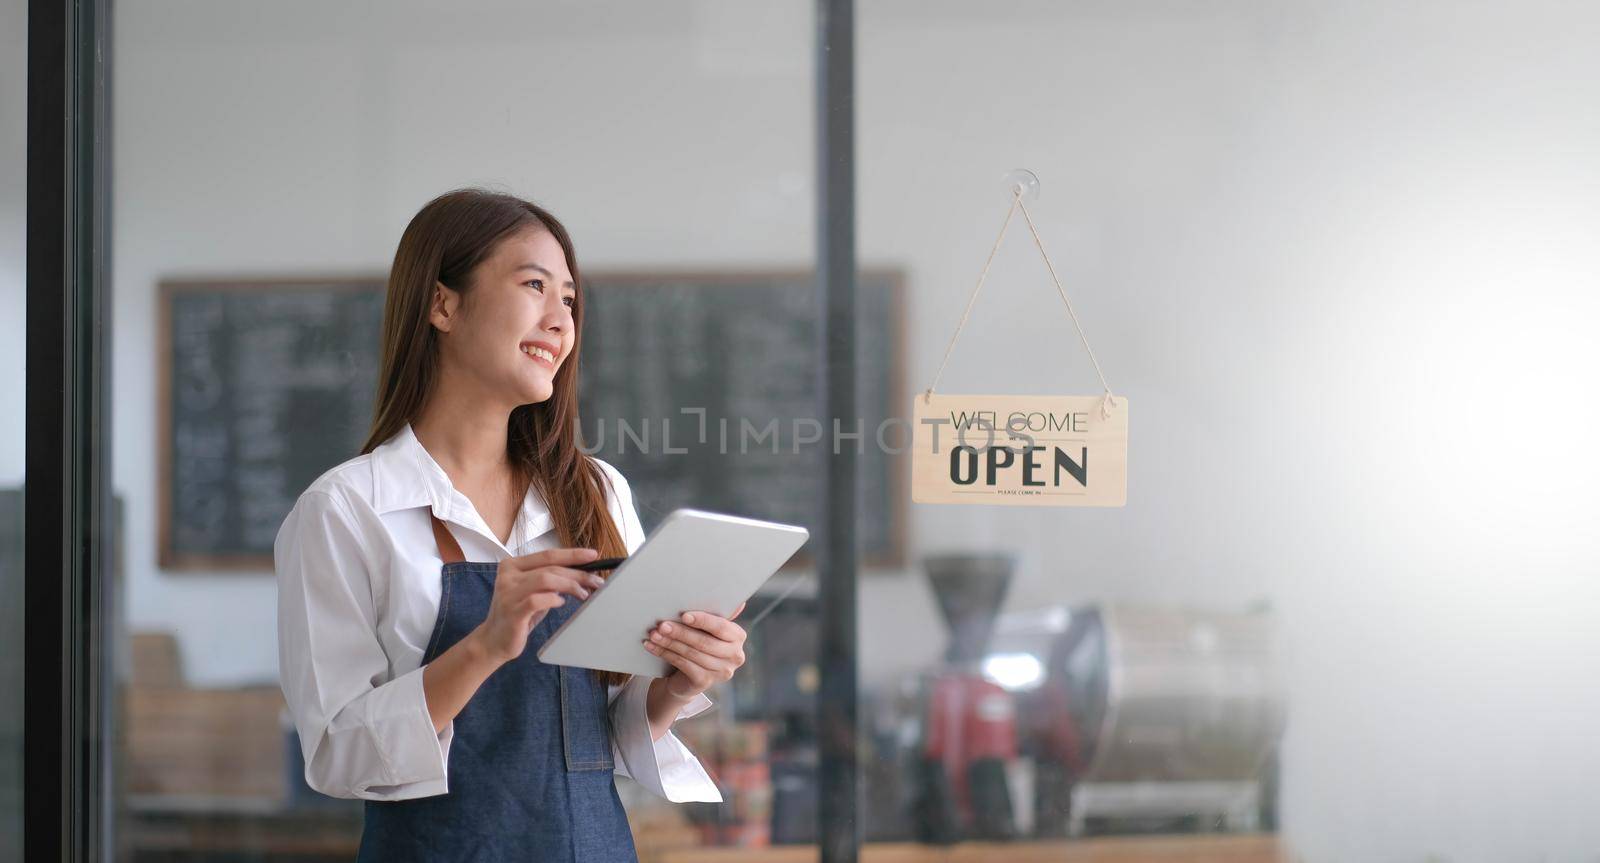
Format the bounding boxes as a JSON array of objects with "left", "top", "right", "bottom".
[{"left": 911, "top": 394, "right": 1128, "bottom": 506}]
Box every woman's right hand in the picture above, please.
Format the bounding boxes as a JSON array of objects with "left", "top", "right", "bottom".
[{"left": 469, "top": 547, "right": 606, "bottom": 665}]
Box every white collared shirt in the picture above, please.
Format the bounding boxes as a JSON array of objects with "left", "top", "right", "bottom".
[{"left": 273, "top": 421, "right": 722, "bottom": 803}]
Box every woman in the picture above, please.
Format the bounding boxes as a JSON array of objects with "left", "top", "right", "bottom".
[{"left": 274, "top": 188, "right": 747, "bottom": 862}]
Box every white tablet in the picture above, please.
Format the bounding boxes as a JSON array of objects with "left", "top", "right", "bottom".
[{"left": 536, "top": 508, "right": 809, "bottom": 677}]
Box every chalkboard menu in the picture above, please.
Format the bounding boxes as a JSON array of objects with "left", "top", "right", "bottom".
[
  {"left": 160, "top": 271, "right": 905, "bottom": 570},
  {"left": 578, "top": 270, "right": 906, "bottom": 567},
  {"left": 160, "top": 279, "right": 384, "bottom": 568}
]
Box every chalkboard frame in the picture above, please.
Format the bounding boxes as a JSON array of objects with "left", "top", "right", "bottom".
[
  {"left": 156, "top": 269, "right": 909, "bottom": 572},
  {"left": 157, "top": 276, "right": 385, "bottom": 571}
]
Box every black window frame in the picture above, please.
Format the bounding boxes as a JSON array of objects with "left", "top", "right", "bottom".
[{"left": 26, "top": 0, "right": 115, "bottom": 859}]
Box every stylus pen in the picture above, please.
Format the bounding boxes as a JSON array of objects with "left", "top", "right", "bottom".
[{"left": 572, "top": 556, "right": 627, "bottom": 572}]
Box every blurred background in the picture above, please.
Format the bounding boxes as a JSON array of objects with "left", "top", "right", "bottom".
[{"left": 6, "top": 1, "right": 1600, "bottom": 861}]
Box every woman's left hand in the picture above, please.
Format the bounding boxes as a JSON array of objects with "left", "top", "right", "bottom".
[{"left": 645, "top": 601, "right": 748, "bottom": 701}]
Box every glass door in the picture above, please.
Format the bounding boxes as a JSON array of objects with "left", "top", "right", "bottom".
[
  {"left": 103, "top": 3, "right": 825, "bottom": 860},
  {"left": 854, "top": 2, "right": 1600, "bottom": 861},
  {"left": 3, "top": 0, "right": 27, "bottom": 855},
  {"left": 51, "top": 2, "right": 1600, "bottom": 861}
]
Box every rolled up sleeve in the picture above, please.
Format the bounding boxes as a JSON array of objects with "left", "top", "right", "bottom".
[
  {"left": 608, "top": 677, "right": 722, "bottom": 802},
  {"left": 275, "top": 490, "right": 452, "bottom": 800}
]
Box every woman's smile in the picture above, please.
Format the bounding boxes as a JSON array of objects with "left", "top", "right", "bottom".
[{"left": 519, "top": 340, "right": 560, "bottom": 369}]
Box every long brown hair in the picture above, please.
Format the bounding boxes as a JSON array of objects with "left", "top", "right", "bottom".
[{"left": 360, "top": 187, "right": 631, "bottom": 688}]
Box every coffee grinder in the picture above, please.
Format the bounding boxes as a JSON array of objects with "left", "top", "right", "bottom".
[{"left": 911, "top": 553, "right": 1018, "bottom": 842}]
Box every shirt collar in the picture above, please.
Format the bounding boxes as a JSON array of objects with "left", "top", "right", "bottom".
[{"left": 369, "top": 421, "right": 554, "bottom": 549}]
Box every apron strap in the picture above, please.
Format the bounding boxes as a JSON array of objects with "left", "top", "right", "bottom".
[{"left": 429, "top": 512, "right": 466, "bottom": 564}]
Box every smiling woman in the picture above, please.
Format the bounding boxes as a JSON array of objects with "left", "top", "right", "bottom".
[
  {"left": 391, "top": 197, "right": 579, "bottom": 412},
  {"left": 360, "top": 192, "right": 607, "bottom": 567},
  {"left": 269, "top": 189, "right": 747, "bottom": 862}
]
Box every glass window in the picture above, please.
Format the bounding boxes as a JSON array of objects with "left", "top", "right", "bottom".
[
  {"left": 111, "top": 3, "right": 814, "bottom": 859},
  {"left": 858, "top": 2, "right": 1600, "bottom": 861},
  {"left": 0, "top": 0, "right": 25, "bottom": 851},
  {"left": 1, "top": 0, "right": 24, "bottom": 855},
  {"left": 98, "top": 2, "right": 1600, "bottom": 861}
]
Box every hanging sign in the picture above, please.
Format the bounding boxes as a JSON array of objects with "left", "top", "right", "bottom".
[
  {"left": 911, "top": 393, "right": 1127, "bottom": 506},
  {"left": 912, "top": 169, "right": 1128, "bottom": 507}
]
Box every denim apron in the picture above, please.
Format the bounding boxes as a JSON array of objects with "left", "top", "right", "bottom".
[{"left": 357, "top": 513, "right": 639, "bottom": 862}]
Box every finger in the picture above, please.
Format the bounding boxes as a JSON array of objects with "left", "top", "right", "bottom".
[
  {"left": 655, "top": 620, "right": 739, "bottom": 657},
  {"left": 519, "top": 592, "right": 566, "bottom": 617},
  {"left": 731, "top": 601, "right": 747, "bottom": 620},
  {"left": 547, "top": 564, "right": 607, "bottom": 589},
  {"left": 647, "top": 642, "right": 689, "bottom": 675},
  {"left": 652, "top": 634, "right": 736, "bottom": 675},
  {"left": 647, "top": 642, "right": 713, "bottom": 687},
  {"left": 536, "top": 567, "right": 607, "bottom": 596},
  {"left": 509, "top": 570, "right": 590, "bottom": 603},
  {"left": 675, "top": 612, "right": 746, "bottom": 644},
  {"left": 511, "top": 547, "right": 599, "bottom": 569}
]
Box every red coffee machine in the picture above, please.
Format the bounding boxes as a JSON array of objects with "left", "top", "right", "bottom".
[{"left": 912, "top": 553, "right": 1018, "bottom": 842}]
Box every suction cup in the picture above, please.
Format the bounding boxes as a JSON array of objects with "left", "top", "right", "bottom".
[{"left": 1003, "top": 168, "right": 1040, "bottom": 202}]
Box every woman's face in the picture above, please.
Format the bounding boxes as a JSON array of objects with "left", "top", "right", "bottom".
[{"left": 434, "top": 226, "right": 577, "bottom": 407}]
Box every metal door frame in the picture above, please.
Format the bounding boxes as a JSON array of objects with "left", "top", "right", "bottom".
[{"left": 26, "top": 0, "right": 114, "bottom": 858}]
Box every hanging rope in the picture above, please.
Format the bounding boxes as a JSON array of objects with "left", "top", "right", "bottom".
[{"left": 923, "top": 184, "right": 1119, "bottom": 419}]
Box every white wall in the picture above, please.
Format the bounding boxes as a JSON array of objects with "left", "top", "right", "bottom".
[{"left": 102, "top": 2, "right": 1600, "bottom": 862}]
